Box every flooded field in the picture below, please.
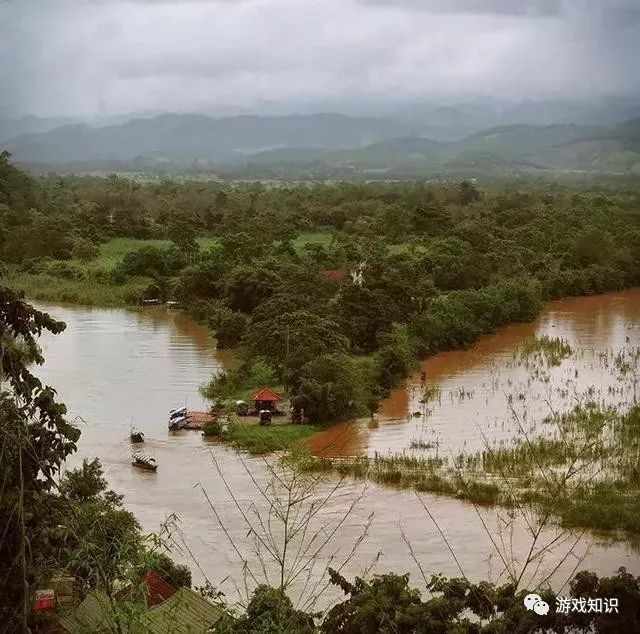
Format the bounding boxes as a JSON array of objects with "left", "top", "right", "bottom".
[
  {"left": 34, "top": 290, "right": 640, "bottom": 607},
  {"left": 312, "top": 289, "right": 640, "bottom": 459}
]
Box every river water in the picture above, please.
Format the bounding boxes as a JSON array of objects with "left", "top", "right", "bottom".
[{"left": 34, "top": 290, "right": 640, "bottom": 609}]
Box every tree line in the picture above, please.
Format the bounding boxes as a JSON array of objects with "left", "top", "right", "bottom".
[{"left": 2, "top": 151, "right": 640, "bottom": 422}]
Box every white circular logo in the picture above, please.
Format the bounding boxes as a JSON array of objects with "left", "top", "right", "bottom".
[
  {"left": 534, "top": 600, "right": 550, "bottom": 615},
  {"left": 524, "top": 593, "right": 541, "bottom": 610},
  {"left": 524, "top": 593, "right": 549, "bottom": 615}
]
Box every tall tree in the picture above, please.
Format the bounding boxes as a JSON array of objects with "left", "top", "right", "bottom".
[{"left": 0, "top": 283, "right": 80, "bottom": 631}]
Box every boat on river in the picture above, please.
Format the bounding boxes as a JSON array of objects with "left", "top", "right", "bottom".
[
  {"left": 168, "top": 416, "right": 188, "bottom": 430},
  {"left": 169, "top": 406, "right": 189, "bottom": 430},
  {"left": 130, "top": 426, "right": 145, "bottom": 443},
  {"left": 132, "top": 452, "right": 158, "bottom": 471}
]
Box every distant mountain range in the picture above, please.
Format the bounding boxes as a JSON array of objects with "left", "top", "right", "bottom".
[
  {"left": 2, "top": 113, "right": 417, "bottom": 164},
  {"left": 0, "top": 115, "right": 77, "bottom": 144},
  {"left": 2, "top": 111, "right": 640, "bottom": 177}
]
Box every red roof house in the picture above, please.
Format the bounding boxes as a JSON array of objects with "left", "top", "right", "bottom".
[
  {"left": 322, "top": 269, "right": 347, "bottom": 282},
  {"left": 251, "top": 388, "right": 281, "bottom": 412}
]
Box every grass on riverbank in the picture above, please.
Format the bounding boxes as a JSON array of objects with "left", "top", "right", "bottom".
[
  {"left": 3, "top": 237, "right": 222, "bottom": 307},
  {"left": 2, "top": 270, "right": 152, "bottom": 306},
  {"left": 211, "top": 423, "right": 319, "bottom": 455}
]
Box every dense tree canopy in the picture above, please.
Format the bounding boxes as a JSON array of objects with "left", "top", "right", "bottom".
[{"left": 2, "top": 157, "right": 640, "bottom": 422}]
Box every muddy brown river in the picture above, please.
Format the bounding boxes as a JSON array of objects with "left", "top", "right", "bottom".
[{"left": 35, "top": 290, "right": 640, "bottom": 609}]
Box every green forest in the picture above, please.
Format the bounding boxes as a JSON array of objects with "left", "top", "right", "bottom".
[{"left": 2, "top": 150, "right": 640, "bottom": 424}]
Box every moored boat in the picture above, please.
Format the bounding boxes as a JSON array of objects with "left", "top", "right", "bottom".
[
  {"left": 168, "top": 415, "right": 188, "bottom": 430},
  {"left": 130, "top": 426, "right": 145, "bottom": 443},
  {"left": 132, "top": 452, "right": 158, "bottom": 471},
  {"left": 169, "top": 405, "right": 189, "bottom": 429}
]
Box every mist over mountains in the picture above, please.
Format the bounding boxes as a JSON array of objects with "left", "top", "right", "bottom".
[{"left": 2, "top": 99, "right": 640, "bottom": 177}]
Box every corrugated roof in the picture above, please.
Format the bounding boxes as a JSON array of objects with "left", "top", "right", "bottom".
[
  {"left": 251, "top": 388, "right": 281, "bottom": 402},
  {"left": 59, "top": 590, "right": 122, "bottom": 633},
  {"left": 145, "top": 588, "right": 222, "bottom": 634},
  {"left": 60, "top": 587, "right": 222, "bottom": 633}
]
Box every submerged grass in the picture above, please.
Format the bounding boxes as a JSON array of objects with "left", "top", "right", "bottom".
[
  {"left": 557, "top": 485, "right": 640, "bottom": 533},
  {"left": 292, "top": 452, "right": 504, "bottom": 504},
  {"left": 291, "top": 402, "right": 640, "bottom": 537},
  {"left": 520, "top": 335, "right": 573, "bottom": 366}
]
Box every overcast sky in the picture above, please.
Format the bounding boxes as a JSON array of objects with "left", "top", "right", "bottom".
[{"left": 1, "top": 0, "right": 639, "bottom": 118}]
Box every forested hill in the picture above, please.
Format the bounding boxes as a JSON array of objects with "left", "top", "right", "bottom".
[
  {"left": 2, "top": 113, "right": 418, "bottom": 165},
  {"left": 3, "top": 113, "right": 640, "bottom": 176}
]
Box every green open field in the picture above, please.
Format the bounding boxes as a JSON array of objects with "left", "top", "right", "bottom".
[
  {"left": 5, "top": 232, "right": 415, "bottom": 307},
  {"left": 292, "top": 231, "right": 334, "bottom": 251},
  {"left": 4, "top": 237, "right": 220, "bottom": 307},
  {"left": 96, "top": 237, "right": 220, "bottom": 266},
  {"left": 214, "top": 422, "right": 319, "bottom": 455}
]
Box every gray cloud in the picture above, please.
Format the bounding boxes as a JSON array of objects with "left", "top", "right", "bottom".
[
  {"left": 360, "top": 0, "right": 562, "bottom": 16},
  {"left": 1, "top": 0, "right": 639, "bottom": 118}
]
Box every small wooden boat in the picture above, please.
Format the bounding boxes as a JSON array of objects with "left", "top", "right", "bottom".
[
  {"left": 130, "top": 426, "right": 144, "bottom": 443},
  {"left": 132, "top": 452, "right": 158, "bottom": 471}
]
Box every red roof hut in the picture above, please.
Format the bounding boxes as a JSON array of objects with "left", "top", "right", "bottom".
[
  {"left": 323, "top": 268, "right": 347, "bottom": 282},
  {"left": 251, "top": 388, "right": 281, "bottom": 412}
]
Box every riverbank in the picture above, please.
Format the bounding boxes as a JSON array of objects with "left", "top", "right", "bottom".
[
  {"left": 296, "top": 290, "right": 640, "bottom": 542},
  {"left": 3, "top": 268, "right": 151, "bottom": 306},
  {"left": 206, "top": 421, "right": 319, "bottom": 454},
  {"left": 21, "top": 270, "right": 640, "bottom": 542}
]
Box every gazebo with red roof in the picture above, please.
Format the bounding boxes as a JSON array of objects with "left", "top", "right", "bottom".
[{"left": 251, "top": 388, "right": 281, "bottom": 412}]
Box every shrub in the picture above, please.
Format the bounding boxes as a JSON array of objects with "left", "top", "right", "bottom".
[
  {"left": 295, "top": 353, "right": 371, "bottom": 424},
  {"left": 72, "top": 237, "right": 100, "bottom": 262},
  {"left": 202, "top": 420, "right": 224, "bottom": 437}
]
